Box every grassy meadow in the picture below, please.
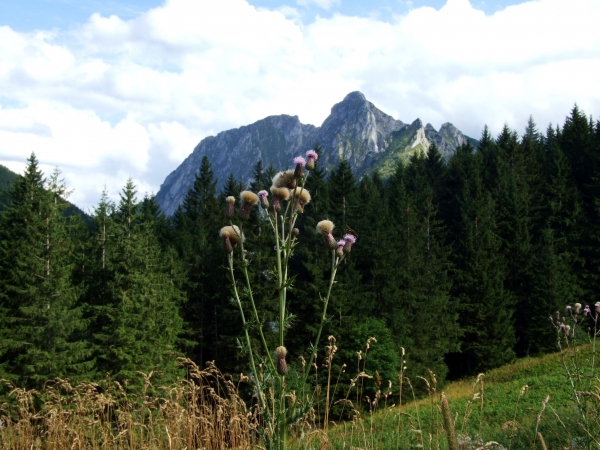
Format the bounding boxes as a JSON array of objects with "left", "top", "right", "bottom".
[{"left": 1, "top": 344, "right": 597, "bottom": 449}]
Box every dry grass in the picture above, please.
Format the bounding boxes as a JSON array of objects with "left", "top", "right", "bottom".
[{"left": 0, "top": 358, "right": 258, "bottom": 450}]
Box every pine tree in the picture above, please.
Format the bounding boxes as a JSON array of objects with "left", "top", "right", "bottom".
[
  {"left": 92, "top": 180, "right": 184, "bottom": 385},
  {"left": 0, "top": 156, "right": 91, "bottom": 387},
  {"left": 446, "top": 149, "right": 515, "bottom": 375}
]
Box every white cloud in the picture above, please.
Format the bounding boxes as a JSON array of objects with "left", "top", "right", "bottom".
[
  {"left": 296, "top": 0, "right": 341, "bottom": 10},
  {"left": 0, "top": 0, "right": 599, "bottom": 211}
]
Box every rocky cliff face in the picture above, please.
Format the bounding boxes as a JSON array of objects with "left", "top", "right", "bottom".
[{"left": 155, "top": 92, "right": 475, "bottom": 215}]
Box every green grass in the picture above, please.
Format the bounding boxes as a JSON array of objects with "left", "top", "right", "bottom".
[{"left": 298, "top": 345, "right": 599, "bottom": 449}]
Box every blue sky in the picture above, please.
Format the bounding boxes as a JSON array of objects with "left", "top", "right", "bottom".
[
  {"left": 0, "top": 0, "right": 598, "bottom": 211},
  {"left": 2, "top": 0, "right": 527, "bottom": 32}
]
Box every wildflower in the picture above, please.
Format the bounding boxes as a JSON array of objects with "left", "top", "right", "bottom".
[
  {"left": 275, "top": 346, "right": 288, "bottom": 376},
  {"left": 566, "top": 305, "right": 572, "bottom": 312},
  {"left": 257, "top": 190, "right": 269, "bottom": 209},
  {"left": 560, "top": 323, "right": 571, "bottom": 336},
  {"left": 575, "top": 303, "right": 582, "bottom": 314},
  {"left": 316, "top": 220, "right": 334, "bottom": 235},
  {"left": 239, "top": 191, "right": 259, "bottom": 220},
  {"left": 336, "top": 240, "right": 346, "bottom": 258},
  {"left": 316, "top": 220, "right": 337, "bottom": 250},
  {"left": 306, "top": 149, "right": 318, "bottom": 171},
  {"left": 272, "top": 170, "right": 297, "bottom": 190},
  {"left": 293, "top": 156, "right": 306, "bottom": 179},
  {"left": 343, "top": 233, "right": 357, "bottom": 253},
  {"left": 219, "top": 225, "right": 244, "bottom": 253},
  {"left": 596, "top": 302, "right": 600, "bottom": 313},
  {"left": 225, "top": 196, "right": 236, "bottom": 218},
  {"left": 292, "top": 228, "right": 299, "bottom": 237},
  {"left": 293, "top": 187, "right": 311, "bottom": 213},
  {"left": 584, "top": 305, "right": 591, "bottom": 315},
  {"left": 270, "top": 186, "right": 291, "bottom": 212}
]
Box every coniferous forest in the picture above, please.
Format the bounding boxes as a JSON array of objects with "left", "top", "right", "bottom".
[{"left": 0, "top": 105, "right": 598, "bottom": 396}]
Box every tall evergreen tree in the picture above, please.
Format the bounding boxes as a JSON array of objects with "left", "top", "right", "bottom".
[
  {"left": 92, "top": 180, "right": 184, "bottom": 385},
  {"left": 0, "top": 156, "right": 91, "bottom": 387}
]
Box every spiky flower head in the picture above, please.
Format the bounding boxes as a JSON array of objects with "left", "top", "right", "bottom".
[
  {"left": 219, "top": 225, "right": 244, "bottom": 253},
  {"left": 225, "top": 196, "right": 236, "bottom": 218},
  {"left": 306, "top": 149, "right": 318, "bottom": 170},
  {"left": 336, "top": 240, "right": 345, "bottom": 258},
  {"left": 293, "top": 156, "right": 306, "bottom": 179},
  {"left": 566, "top": 305, "right": 572, "bottom": 312},
  {"left": 270, "top": 186, "right": 291, "bottom": 212},
  {"left": 293, "top": 187, "right": 311, "bottom": 213},
  {"left": 316, "top": 220, "right": 334, "bottom": 235},
  {"left": 584, "top": 305, "right": 591, "bottom": 315},
  {"left": 275, "top": 346, "right": 288, "bottom": 376},
  {"left": 343, "top": 233, "right": 357, "bottom": 253},
  {"left": 257, "top": 190, "right": 269, "bottom": 209},
  {"left": 272, "top": 170, "right": 297, "bottom": 190},
  {"left": 239, "top": 191, "right": 259, "bottom": 220}
]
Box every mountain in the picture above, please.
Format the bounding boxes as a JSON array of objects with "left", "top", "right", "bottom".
[{"left": 156, "top": 92, "right": 476, "bottom": 215}]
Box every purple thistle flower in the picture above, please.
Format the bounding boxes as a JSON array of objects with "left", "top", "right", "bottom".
[
  {"left": 596, "top": 302, "right": 600, "bottom": 313},
  {"left": 337, "top": 240, "right": 346, "bottom": 248},
  {"left": 566, "top": 305, "right": 572, "bottom": 312},
  {"left": 584, "top": 305, "right": 591, "bottom": 315},
  {"left": 306, "top": 149, "right": 318, "bottom": 161},
  {"left": 294, "top": 156, "right": 307, "bottom": 167},
  {"left": 344, "top": 234, "right": 357, "bottom": 244},
  {"left": 258, "top": 190, "right": 269, "bottom": 210}
]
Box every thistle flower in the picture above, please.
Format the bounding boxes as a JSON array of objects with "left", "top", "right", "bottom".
[
  {"left": 270, "top": 186, "right": 291, "bottom": 212},
  {"left": 343, "top": 233, "right": 357, "bottom": 253},
  {"left": 306, "top": 149, "right": 318, "bottom": 170},
  {"left": 275, "top": 346, "right": 288, "bottom": 376},
  {"left": 336, "top": 240, "right": 345, "bottom": 258},
  {"left": 293, "top": 187, "right": 311, "bottom": 213},
  {"left": 293, "top": 156, "right": 306, "bottom": 179},
  {"left": 239, "top": 191, "right": 259, "bottom": 220},
  {"left": 584, "top": 305, "right": 591, "bottom": 315},
  {"left": 257, "top": 190, "right": 269, "bottom": 209},
  {"left": 575, "top": 303, "right": 582, "bottom": 314},
  {"left": 566, "top": 305, "right": 572, "bottom": 312},
  {"left": 596, "top": 302, "right": 600, "bottom": 313},
  {"left": 316, "top": 220, "right": 337, "bottom": 249},
  {"left": 272, "top": 170, "right": 297, "bottom": 190},
  {"left": 219, "top": 225, "right": 244, "bottom": 253},
  {"left": 225, "top": 196, "right": 236, "bottom": 218},
  {"left": 316, "top": 220, "right": 334, "bottom": 235}
]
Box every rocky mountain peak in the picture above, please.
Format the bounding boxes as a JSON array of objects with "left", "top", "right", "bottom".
[{"left": 155, "top": 92, "right": 476, "bottom": 215}]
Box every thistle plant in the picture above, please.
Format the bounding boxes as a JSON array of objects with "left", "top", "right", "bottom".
[
  {"left": 220, "top": 150, "right": 356, "bottom": 449},
  {"left": 550, "top": 301, "right": 600, "bottom": 448}
]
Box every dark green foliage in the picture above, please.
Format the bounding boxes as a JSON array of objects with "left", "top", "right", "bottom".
[
  {"left": 88, "top": 180, "right": 184, "bottom": 386},
  {"left": 0, "top": 156, "right": 92, "bottom": 387}
]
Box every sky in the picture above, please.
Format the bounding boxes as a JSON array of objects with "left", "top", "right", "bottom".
[{"left": 0, "top": 0, "right": 598, "bottom": 212}]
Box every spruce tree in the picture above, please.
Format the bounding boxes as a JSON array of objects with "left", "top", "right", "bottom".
[
  {"left": 0, "top": 156, "right": 91, "bottom": 387},
  {"left": 92, "top": 180, "right": 184, "bottom": 385}
]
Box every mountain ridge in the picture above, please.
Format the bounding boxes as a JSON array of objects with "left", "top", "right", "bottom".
[{"left": 156, "top": 92, "right": 476, "bottom": 215}]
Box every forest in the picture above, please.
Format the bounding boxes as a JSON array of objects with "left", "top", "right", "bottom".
[{"left": 0, "top": 105, "right": 598, "bottom": 398}]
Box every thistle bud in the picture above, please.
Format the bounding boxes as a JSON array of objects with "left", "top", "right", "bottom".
[
  {"left": 257, "top": 190, "right": 269, "bottom": 210},
  {"left": 239, "top": 191, "right": 259, "bottom": 220},
  {"left": 336, "top": 240, "right": 345, "bottom": 258},
  {"left": 275, "top": 346, "right": 288, "bottom": 376},
  {"left": 325, "top": 233, "right": 338, "bottom": 250},
  {"left": 225, "top": 196, "right": 236, "bottom": 218},
  {"left": 292, "top": 228, "right": 299, "bottom": 237},
  {"left": 293, "top": 156, "right": 306, "bottom": 179}
]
